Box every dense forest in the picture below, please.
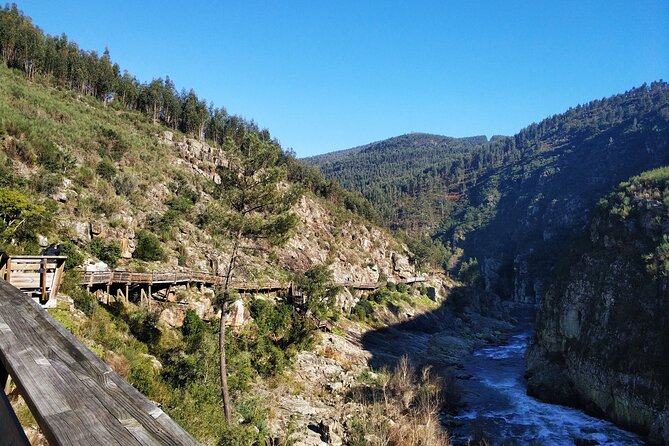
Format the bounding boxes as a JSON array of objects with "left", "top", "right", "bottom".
[{"left": 305, "top": 133, "right": 489, "bottom": 232}]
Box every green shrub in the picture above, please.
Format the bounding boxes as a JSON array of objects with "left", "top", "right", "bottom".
[
  {"left": 167, "top": 195, "right": 194, "bottom": 213},
  {"left": 60, "top": 240, "right": 85, "bottom": 270},
  {"left": 351, "top": 298, "right": 374, "bottom": 323},
  {"left": 38, "top": 141, "right": 75, "bottom": 173},
  {"left": 90, "top": 238, "right": 122, "bottom": 267},
  {"left": 0, "top": 187, "right": 48, "bottom": 251},
  {"left": 295, "top": 265, "right": 341, "bottom": 320},
  {"left": 113, "top": 172, "right": 138, "bottom": 196},
  {"left": 134, "top": 229, "right": 165, "bottom": 261},
  {"left": 128, "top": 309, "right": 161, "bottom": 346},
  {"left": 459, "top": 257, "right": 483, "bottom": 287},
  {"left": 182, "top": 310, "right": 206, "bottom": 353},
  {"left": 162, "top": 352, "right": 203, "bottom": 388},
  {"left": 177, "top": 244, "right": 188, "bottom": 266},
  {"left": 129, "top": 356, "right": 158, "bottom": 396},
  {"left": 96, "top": 159, "right": 117, "bottom": 180}
]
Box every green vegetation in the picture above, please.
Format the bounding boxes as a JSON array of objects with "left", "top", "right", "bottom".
[
  {"left": 599, "top": 166, "right": 669, "bottom": 280},
  {"left": 305, "top": 133, "right": 488, "bottom": 232},
  {"left": 60, "top": 240, "right": 85, "bottom": 270},
  {"left": 54, "top": 272, "right": 319, "bottom": 445},
  {"left": 134, "top": 229, "right": 165, "bottom": 261},
  {"left": 295, "top": 264, "right": 341, "bottom": 320},
  {"left": 309, "top": 83, "right": 669, "bottom": 291},
  {"left": 204, "top": 130, "right": 301, "bottom": 422},
  {"left": 0, "top": 186, "right": 49, "bottom": 253},
  {"left": 90, "top": 238, "right": 121, "bottom": 267},
  {"left": 350, "top": 285, "right": 414, "bottom": 325}
]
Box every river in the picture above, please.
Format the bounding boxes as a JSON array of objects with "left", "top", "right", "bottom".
[{"left": 449, "top": 327, "right": 645, "bottom": 445}]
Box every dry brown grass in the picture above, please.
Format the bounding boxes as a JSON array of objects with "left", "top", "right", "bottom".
[
  {"left": 105, "top": 351, "right": 131, "bottom": 378},
  {"left": 349, "top": 355, "right": 451, "bottom": 446}
]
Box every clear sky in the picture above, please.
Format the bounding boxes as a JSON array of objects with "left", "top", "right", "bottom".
[{"left": 15, "top": 0, "right": 669, "bottom": 157}]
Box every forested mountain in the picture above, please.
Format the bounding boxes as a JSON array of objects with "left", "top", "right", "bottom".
[
  {"left": 305, "top": 133, "right": 490, "bottom": 232},
  {"left": 441, "top": 82, "right": 669, "bottom": 302},
  {"left": 310, "top": 83, "right": 669, "bottom": 301}
]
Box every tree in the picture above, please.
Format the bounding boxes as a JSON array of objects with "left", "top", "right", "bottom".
[
  {"left": 206, "top": 131, "right": 299, "bottom": 422},
  {"left": 0, "top": 187, "right": 46, "bottom": 250}
]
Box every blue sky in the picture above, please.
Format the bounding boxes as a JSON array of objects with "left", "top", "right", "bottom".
[{"left": 16, "top": 1, "right": 669, "bottom": 157}]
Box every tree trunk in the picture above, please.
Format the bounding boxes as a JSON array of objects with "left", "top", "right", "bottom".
[
  {"left": 219, "top": 234, "right": 241, "bottom": 423},
  {"left": 219, "top": 298, "right": 232, "bottom": 422}
]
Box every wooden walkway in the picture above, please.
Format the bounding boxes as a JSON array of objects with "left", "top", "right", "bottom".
[
  {"left": 0, "top": 279, "right": 200, "bottom": 446},
  {"left": 80, "top": 270, "right": 286, "bottom": 292},
  {"left": 80, "top": 270, "right": 425, "bottom": 293}
]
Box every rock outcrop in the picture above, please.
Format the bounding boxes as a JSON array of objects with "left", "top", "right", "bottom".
[
  {"left": 280, "top": 195, "right": 416, "bottom": 283},
  {"left": 526, "top": 169, "right": 669, "bottom": 444}
]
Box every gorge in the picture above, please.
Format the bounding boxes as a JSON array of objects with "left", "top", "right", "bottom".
[{"left": 1, "top": 4, "right": 668, "bottom": 445}]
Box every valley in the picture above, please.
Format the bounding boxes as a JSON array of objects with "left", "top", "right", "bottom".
[{"left": 1, "top": 4, "right": 668, "bottom": 446}]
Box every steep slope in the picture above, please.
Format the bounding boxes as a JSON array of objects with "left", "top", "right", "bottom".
[
  {"left": 443, "top": 83, "right": 669, "bottom": 303},
  {"left": 525, "top": 167, "right": 669, "bottom": 443},
  {"left": 0, "top": 63, "right": 416, "bottom": 284},
  {"left": 310, "top": 83, "right": 669, "bottom": 302},
  {"left": 305, "top": 133, "right": 488, "bottom": 232}
]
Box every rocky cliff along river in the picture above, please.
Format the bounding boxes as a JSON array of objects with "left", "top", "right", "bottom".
[{"left": 450, "top": 320, "right": 644, "bottom": 445}]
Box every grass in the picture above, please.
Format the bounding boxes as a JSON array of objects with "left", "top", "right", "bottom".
[{"left": 347, "top": 355, "right": 452, "bottom": 446}]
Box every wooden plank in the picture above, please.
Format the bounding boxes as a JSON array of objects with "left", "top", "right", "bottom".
[{"left": 0, "top": 280, "right": 200, "bottom": 446}]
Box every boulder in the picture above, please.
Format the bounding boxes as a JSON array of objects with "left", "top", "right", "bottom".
[
  {"left": 227, "top": 299, "right": 251, "bottom": 327},
  {"left": 160, "top": 307, "right": 185, "bottom": 328},
  {"left": 37, "top": 234, "right": 48, "bottom": 247},
  {"left": 84, "top": 260, "right": 110, "bottom": 272},
  {"left": 70, "top": 221, "right": 91, "bottom": 243}
]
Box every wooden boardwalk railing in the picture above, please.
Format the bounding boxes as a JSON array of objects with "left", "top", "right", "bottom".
[
  {"left": 80, "top": 270, "right": 287, "bottom": 292},
  {"left": 1, "top": 254, "right": 67, "bottom": 303},
  {"left": 79, "top": 269, "right": 425, "bottom": 293},
  {"left": 0, "top": 279, "right": 200, "bottom": 445}
]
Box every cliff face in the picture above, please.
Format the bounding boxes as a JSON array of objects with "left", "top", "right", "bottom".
[{"left": 525, "top": 168, "right": 669, "bottom": 443}]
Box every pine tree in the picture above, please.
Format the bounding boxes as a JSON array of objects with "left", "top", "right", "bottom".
[{"left": 205, "top": 131, "right": 299, "bottom": 421}]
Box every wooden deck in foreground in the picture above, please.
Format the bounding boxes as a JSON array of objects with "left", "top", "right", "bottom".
[{"left": 0, "top": 280, "right": 200, "bottom": 446}]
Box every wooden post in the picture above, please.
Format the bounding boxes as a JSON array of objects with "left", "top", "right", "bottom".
[
  {"left": 147, "top": 285, "right": 152, "bottom": 309},
  {"left": 40, "top": 258, "right": 47, "bottom": 302},
  {"left": 5, "top": 257, "right": 11, "bottom": 283},
  {"left": 125, "top": 283, "right": 130, "bottom": 305},
  {"left": 52, "top": 260, "right": 65, "bottom": 299}
]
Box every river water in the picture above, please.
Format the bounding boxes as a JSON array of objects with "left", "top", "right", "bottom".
[{"left": 450, "top": 329, "right": 645, "bottom": 445}]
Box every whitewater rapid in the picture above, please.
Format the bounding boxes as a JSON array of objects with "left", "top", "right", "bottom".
[{"left": 450, "top": 331, "right": 644, "bottom": 445}]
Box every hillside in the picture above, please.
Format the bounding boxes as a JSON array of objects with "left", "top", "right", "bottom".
[
  {"left": 526, "top": 167, "right": 669, "bottom": 443},
  {"left": 0, "top": 8, "right": 465, "bottom": 445},
  {"left": 309, "top": 83, "right": 669, "bottom": 302},
  {"left": 305, "top": 133, "right": 489, "bottom": 232},
  {"left": 442, "top": 83, "right": 669, "bottom": 303}
]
